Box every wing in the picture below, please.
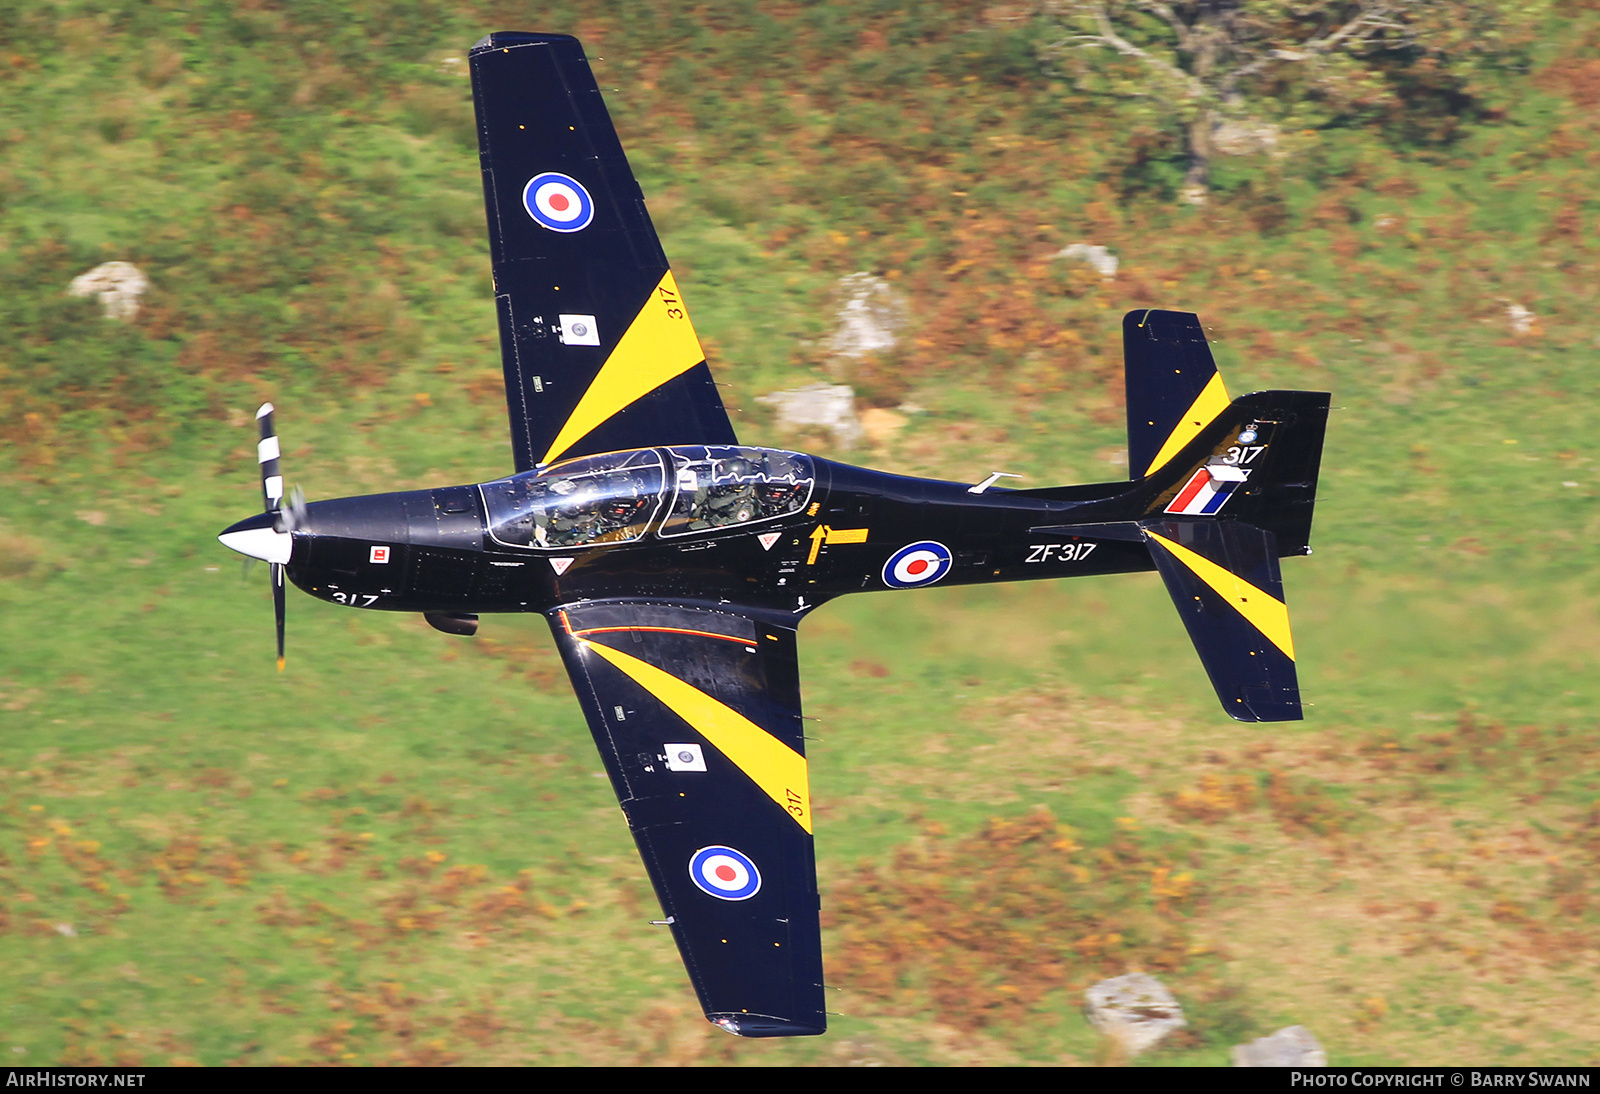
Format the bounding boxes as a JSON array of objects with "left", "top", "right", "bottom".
[
  {"left": 470, "top": 33, "right": 738, "bottom": 472},
  {"left": 548, "top": 599, "right": 825, "bottom": 1037}
]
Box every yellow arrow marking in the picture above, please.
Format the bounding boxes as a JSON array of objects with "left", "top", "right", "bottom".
[
  {"left": 1145, "top": 531, "right": 1295, "bottom": 660},
  {"left": 539, "top": 269, "right": 707, "bottom": 466},
  {"left": 806, "top": 525, "right": 827, "bottom": 565},
  {"left": 584, "top": 640, "right": 812, "bottom": 833},
  {"left": 1142, "top": 371, "right": 1230, "bottom": 479},
  {"left": 806, "top": 525, "right": 869, "bottom": 564}
]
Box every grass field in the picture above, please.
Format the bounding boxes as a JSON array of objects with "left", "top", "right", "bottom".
[{"left": 2, "top": 0, "right": 1598, "bottom": 1067}]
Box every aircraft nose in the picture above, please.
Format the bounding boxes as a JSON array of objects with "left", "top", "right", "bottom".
[{"left": 218, "top": 512, "right": 292, "bottom": 564}]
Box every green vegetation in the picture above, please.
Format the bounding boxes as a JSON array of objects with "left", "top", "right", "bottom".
[{"left": 2, "top": 0, "right": 1598, "bottom": 1066}]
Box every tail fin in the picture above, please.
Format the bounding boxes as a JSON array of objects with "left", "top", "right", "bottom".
[
  {"left": 1124, "top": 311, "right": 1329, "bottom": 556},
  {"left": 1122, "top": 310, "right": 1330, "bottom": 721},
  {"left": 1135, "top": 388, "right": 1330, "bottom": 555}
]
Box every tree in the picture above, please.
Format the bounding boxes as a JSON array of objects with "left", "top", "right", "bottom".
[{"left": 1039, "top": 1, "right": 1544, "bottom": 203}]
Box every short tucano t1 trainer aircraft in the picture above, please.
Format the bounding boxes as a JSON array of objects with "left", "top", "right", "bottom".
[{"left": 219, "top": 33, "right": 1330, "bottom": 1038}]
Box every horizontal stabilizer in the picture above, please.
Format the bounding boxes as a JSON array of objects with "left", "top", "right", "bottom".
[
  {"left": 1125, "top": 309, "right": 1229, "bottom": 481},
  {"left": 1141, "top": 519, "right": 1301, "bottom": 722}
]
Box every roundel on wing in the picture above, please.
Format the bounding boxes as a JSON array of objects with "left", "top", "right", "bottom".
[
  {"left": 882, "top": 541, "right": 953, "bottom": 589},
  {"left": 523, "top": 172, "right": 594, "bottom": 232},
  {"left": 689, "top": 846, "right": 761, "bottom": 901}
]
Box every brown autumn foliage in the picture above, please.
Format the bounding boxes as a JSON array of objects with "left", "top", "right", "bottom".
[{"left": 824, "top": 807, "right": 1204, "bottom": 1031}]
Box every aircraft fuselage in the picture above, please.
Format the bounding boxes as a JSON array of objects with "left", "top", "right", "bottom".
[{"left": 247, "top": 445, "right": 1162, "bottom": 620}]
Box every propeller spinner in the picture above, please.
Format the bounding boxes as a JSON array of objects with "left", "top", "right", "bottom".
[{"left": 217, "top": 403, "right": 299, "bottom": 670}]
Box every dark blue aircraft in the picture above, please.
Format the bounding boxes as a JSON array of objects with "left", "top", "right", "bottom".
[{"left": 220, "top": 33, "right": 1329, "bottom": 1038}]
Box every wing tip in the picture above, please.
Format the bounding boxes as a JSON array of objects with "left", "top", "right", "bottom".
[
  {"left": 470, "top": 31, "right": 583, "bottom": 56},
  {"left": 707, "top": 1013, "right": 826, "bottom": 1038}
]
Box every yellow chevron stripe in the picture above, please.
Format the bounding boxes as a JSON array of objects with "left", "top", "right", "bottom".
[
  {"left": 1146, "top": 531, "right": 1295, "bottom": 660},
  {"left": 539, "top": 269, "right": 707, "bottom": 466},
  {"left": 1142, "top": 371, "right": 1230, "bottom": 479},
  {"left": 583, "top": 640, "right": 812, "bottom": 833}
]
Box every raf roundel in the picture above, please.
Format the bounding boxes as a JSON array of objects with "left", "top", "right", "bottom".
[
  {"left": 689, "top": 846, "right": 762, "bottom": 901},
  {"left": 522, "top": 172, "right": 594, "bottom": 232},
  {"left": 882, "top": 541, "right": 953, "bottom": 589}
]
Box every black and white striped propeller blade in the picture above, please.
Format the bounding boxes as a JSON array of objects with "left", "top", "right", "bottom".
[
  {"left": 258, "top": 404, "right": 288, "bottom": 672},
  {"left": 258, "top": 403, "right": 284, "bottom": 523},
  {"left": 218, "top": 403, "right": 295, "bottom": 672}
]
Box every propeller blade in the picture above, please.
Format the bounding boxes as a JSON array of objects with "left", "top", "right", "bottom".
[
  {"left": 220, "top": 402, "right": 306, "bottom": 670},
  {"left": 273, "top": 561, "right": 287, "bottom": 672},
  {"left": 286, "top": 484, "right": 307, "bottom": 532},
  {"left": 257, "top": 403, "right": 284, "bottom": 524}
]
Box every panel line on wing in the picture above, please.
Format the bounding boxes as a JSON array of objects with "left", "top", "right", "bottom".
[
  {"left": 1142, "top": 371, "right": 1230, "bottom": 479},
  {"left": 574, "top": 625, "right": 755, "bottom": 646},
  {"left": 1144, "top": 531, "right": 1295, "bottom": 659},
  {"left": 540, "top": 269, "right": 707, "bottom": 466},
  {"left": 559, "top": 609, "right": 755, "bottom": 647},
  {"left": 583, "top": 639, "right": 813, "bottom": 833}
]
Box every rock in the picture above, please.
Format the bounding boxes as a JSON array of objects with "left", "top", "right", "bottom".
[
  {"left": 826, "top": 273, "right": 908, "bottom": 361},
  {"left": 755, "top": 383, "right": 865, "bottom": 448},
  {"left": 1056, "top": 243, "right": 1119, "bottom": 280},
  {"left": 1232, "top": 1025, "right": 1328, "bottom": 1067},
  {"left": 1213, "top": 119, "right": 1282, "bottom": 158},
  {"left": 1084, "top": 972, "right": 1185, "bottom": 1056},
  {"left": 68, "top": 261, "right": 149, "bottom": 321},
  {"left": 1507, "top": 302, "right": 1534, "bottom": 336}
]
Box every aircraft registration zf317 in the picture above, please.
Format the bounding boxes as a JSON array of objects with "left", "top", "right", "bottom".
[{"left": 219, "top": 33, "right": 1329, "bottom": 1038}]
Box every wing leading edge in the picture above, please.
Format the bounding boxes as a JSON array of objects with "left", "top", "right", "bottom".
[
  {"left": 548, "top": 599, "right": 826, "bottom": 1037},
  {"left": 470, "top": 34, "right": 737, "bottom": 472}
]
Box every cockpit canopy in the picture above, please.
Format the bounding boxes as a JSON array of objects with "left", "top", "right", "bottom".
[
  {"left": 479, "top": 446, "right": 814, "bottom": 551},
  {"left": 480, "top": 449, "right": 665, "bottom": 550},
  {"left": 659, "top": 445, "right": 814, "bottom": 538}
]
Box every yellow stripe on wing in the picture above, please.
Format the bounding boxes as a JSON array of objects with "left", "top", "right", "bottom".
[
  {"left": 1145, "top": 531, "right": 1295, "bottom": 660},
  {"left": 540, "top": 270, "right": 707, "bottom": 466},
  {"left": 583, "top": 639, "right": 813, "bottom": 833},
  {"left": 1142, "top": 371, "right": 1230, "bottom": 479}
]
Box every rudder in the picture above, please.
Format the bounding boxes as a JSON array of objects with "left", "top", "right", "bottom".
[{"left": 1136, "top": 388, "right": 1330, "bottom": 556}]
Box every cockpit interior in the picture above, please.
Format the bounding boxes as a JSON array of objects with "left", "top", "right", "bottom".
[{"left": 479, "top": 446, "right": 815, "bottom": 551}]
